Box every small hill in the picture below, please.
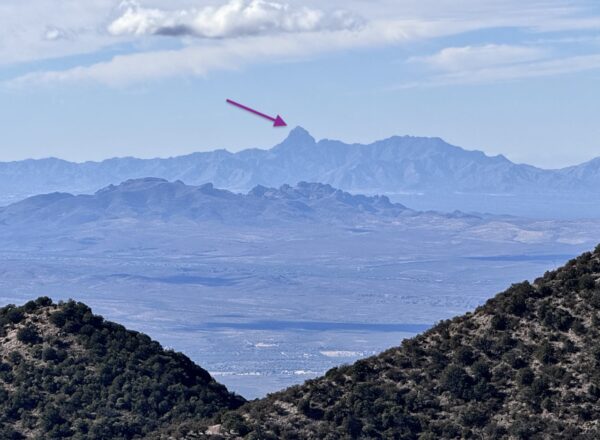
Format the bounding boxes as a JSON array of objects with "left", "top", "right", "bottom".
[
  {"left": 162, "top": 244, "right": 600, "bottom": 439},
  {"left": 0, "top": 298, "right": 244, "bottom": 439}
]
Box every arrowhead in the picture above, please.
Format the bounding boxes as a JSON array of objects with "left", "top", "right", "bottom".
[{"left": 273, "top": 115, "right": 287, "bottom": 127}]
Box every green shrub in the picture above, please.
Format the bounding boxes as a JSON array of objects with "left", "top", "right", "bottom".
[
  {"left": 16, "top": 325, "right": 41, "bottom": 345},
  {"left": 5, "top": 309, "right": 24, "bottom": 324},
  {"left": 441, "top": 365, "right": 473, "bottom": 400},
  {"left": 517, "top": 368, "right": 535, "bottom": 386}
]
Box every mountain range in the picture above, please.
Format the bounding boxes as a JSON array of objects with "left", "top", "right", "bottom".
[
  {"left": 0, "top": 178, "right": 412, "bottom": 229},
  {"left": 3, "top": 177, "right": 599, "bottom": 254},
  {"left": 1, "top": 127, "right": 599, "bottom": 218}
]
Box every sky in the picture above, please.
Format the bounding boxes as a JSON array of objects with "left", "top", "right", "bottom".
[{"left": 1, "top": 0, "right": 600, "bottom": 168}]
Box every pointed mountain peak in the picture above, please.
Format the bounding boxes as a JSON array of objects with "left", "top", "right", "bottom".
[{"left": 282, "top": 126, "right": 316, "bottom": 145}]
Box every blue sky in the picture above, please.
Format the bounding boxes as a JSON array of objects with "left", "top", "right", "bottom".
[{"left": 1, "top": 0, "right": 600, "bottom": 168}]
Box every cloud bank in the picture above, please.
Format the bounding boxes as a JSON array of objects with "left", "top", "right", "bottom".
[
  {"left": 398, "top": 44, "right": 600, "bottom": 88},
  {"left": 108, "top": 0, "right": 363, "bottom": 38},
  {"left": 410, "top": 44, "right": 549, "bottom": 72},
  {"left": 4, "top": 0, "right": 600, "bottom": 87},
  {"left": 11, "top": 19, "right": 415, "bottom": 86}
]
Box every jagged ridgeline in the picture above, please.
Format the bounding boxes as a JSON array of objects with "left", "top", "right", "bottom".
[
  {"left": 0, "top": 299, "right": 244, "bottom": 439},
  {"left": 161, "top": 245, "right": 600, "bottom": 440}
]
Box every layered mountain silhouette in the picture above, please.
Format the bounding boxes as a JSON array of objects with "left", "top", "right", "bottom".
[
  {"left": 0, "top": 178, "right": 412, "bottom": 228},
  {"left": 3, "top": 247, "right": 600, "bottom": 438},
  {"left": 4, "top": 178, "right": 597, "bottom": 255},
  {"left": 1, "top": 127, "right": 598, "bottom": 209}
]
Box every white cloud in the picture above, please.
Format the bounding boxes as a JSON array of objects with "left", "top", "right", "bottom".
[
  {"left": 108, "top": 0, "right": 363, "bottom": 38},
  {"left": 4, "top": 0, "right": 600, "bottom": 86},
  {"left": 9, "top": 19, "right": 419, "bottom": 86},
  {"left": 410, "top": 44, "right": 549, "bottom": 72},
  {"left": 44, "top": 27, "right": 71, "bottom": 41},
  {"left": 0, "top": 0, "right": 115, "bottom": 65},
  {"left": 397, "top": 53, "right": 600, "bottom": 88}
]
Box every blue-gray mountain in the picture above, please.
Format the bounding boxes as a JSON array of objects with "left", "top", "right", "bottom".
[
  {"left": 2, "top": 127, "right": 599, "bottom": 217},
  {"left": 1, "top": 177, "right": 596, "bottom": 255},
  {"left": 0, "top": 178, "right": 413, "bottom": 228}
]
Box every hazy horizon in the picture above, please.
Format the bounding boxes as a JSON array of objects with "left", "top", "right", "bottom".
[
  {"left": 1, "top": 1, "right": 600, "bottom": 167},
  {"left": 0, "top": 126, "right": 595, "bottom": 171}
]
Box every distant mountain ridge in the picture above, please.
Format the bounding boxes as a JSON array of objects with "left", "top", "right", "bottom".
[
  {"left": 1, "top": 127, "right": 598, "bottom": 210},
  {"left": 4, "top": 177, "right": 597, "bottom": 264},
  {"left": 0, "top": 178, "right": 412, "bottom": 228}
]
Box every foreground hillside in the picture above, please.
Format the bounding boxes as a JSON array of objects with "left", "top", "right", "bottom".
[
  {"left": 163, "top": 245, "right": 600, "bottom": 439},
  {"left": 0, "top": 299, "right": 244, "bottom": 439},
  {"left": 3, "top": 247, "right": 600, "bottom": 439}
]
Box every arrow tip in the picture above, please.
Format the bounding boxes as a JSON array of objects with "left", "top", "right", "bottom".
[{"left": 273, "top": 115, "right": 287, "bottom": 127}]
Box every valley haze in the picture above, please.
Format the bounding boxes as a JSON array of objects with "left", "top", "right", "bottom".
[{"left": 1, "top": 177, "right": 598, "bottom": 397}]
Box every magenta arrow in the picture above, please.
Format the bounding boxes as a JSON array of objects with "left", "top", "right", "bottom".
[{"left": 226, "top": 99, "right": 287, "bottom": 127}]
